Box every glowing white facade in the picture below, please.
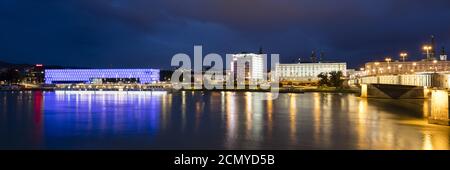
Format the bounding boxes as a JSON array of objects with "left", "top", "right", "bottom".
[
  {"left": 230, "top": 53, "right": 264, "bottom": 83},
  {"left": 275, "top": 62, "right": 347, "bottom": 82},
  {"left": 44, "top": 69, "right": 160, "bottom": 84}
]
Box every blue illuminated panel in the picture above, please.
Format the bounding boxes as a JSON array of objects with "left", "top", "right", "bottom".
[{"left": 45, "top": 69, "right": 160, "bottom": 84}]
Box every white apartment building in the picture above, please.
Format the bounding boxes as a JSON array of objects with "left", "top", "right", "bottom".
[
  {"left": 230, "top": 53, "right": 265, "bottom": 84},
  {"left": 274, "top": 62, "right": 347, "bottom": 82}
]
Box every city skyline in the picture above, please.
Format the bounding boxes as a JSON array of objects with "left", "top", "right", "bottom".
[
  {"left": 1, "top": 0, "right": 450, "bottom": 69},
  {"left": 2, "top": 1, "right": 450, "bottom": 167}
]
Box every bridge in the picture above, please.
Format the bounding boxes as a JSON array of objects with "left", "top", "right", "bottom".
[{"left": 354, "top": 73, "right": 450, "bottom": 125}]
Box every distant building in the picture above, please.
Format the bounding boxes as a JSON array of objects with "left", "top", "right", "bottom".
[
  {"left": 169, "top": 68, "right": 227, "bottom": 86},
  {"left": 346, "top": 69, "right": 366, "bottom": 86},
  {"left": 24, "top": 64, "right": 45, "bottom": 84},
  {"left": 364, "top": 60, "right": 450, "bottom": 76},
  {"left": 44, "top": 69, "right": 160, "bottom": 84},
  {"left": 347, "top": 69, "right": 368, "bottom": 79},
  {"left": 274, "top": 62, "right": 347, "bottom": 83},
  {"left": 230, "top": 53, "right": 265, "bottom": 84}
]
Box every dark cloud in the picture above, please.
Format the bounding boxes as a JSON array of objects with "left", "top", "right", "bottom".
[{"left": 1, "top": 0, "right": 450, "bottom": 69}]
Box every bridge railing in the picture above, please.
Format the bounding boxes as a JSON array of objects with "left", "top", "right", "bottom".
[
  {"left": 359, "top": 73, "right": 447, "bottom": 88},
  {"left": 400, "top": 74, "right": 433, "bottom": 87}
]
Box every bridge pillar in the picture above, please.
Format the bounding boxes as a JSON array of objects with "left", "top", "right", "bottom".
[
  {"left": 361, "top": 84, "right": 368, "bottom": 98},
  {"left": 429, "top": 89, "right": 450, "bottom": 126}
]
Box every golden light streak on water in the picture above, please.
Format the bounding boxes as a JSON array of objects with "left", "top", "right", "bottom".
[
  {"left": 357, "top": 98, "right": 368, "bottom": 149},
  {"left": 225, "top": 92, "right": 237, "bottom": 148},
  {"left": 423, "top": 133, "right": 434, "bottom": 150},
  {"left": 313, "top": 93, "right": 321, "bottom": 145},
  {"left": 289, "top": 94, "right": 297, "bottom": 144}
]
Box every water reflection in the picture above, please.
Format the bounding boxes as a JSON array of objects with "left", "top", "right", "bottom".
[
  {"left": 266, "top": 93, "right": 273, "bottom": 139},
  {"left": 289, "top": 94, "right": 297, "bottom": 144},
  {"left": 356, "top": 98, "right": 368, "bottom": 148},
  {"left": 33, "top": 91, "right": 44, "bottom": 146},
  {"left": 0, "top": 91, "right": 449, "bottom": 150},
  {"left": 225, "top": 92, "right": 237, "bottom": 148}
]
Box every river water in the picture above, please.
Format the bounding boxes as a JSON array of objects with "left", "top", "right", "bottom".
[{"left": 0, "top": 91, "right": 449, "bottom": 149}]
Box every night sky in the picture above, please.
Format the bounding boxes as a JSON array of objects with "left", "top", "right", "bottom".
[{"left": 1, "top": 0, "right": 450, "bottom": 69}]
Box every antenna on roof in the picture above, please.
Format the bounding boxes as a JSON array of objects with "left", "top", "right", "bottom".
[
  {"left": 431, "top": 35, "right": 436, "bottom": 59},
  {"left": 441, "top": 46, "right": 447, "bottom": 61},
  {"left": 310, "top": 50, "right": 317, "bottom": 63},
  {"left": 319, "top": 51, "right": 325, "bottom": 63}
]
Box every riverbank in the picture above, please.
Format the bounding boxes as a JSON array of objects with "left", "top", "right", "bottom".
[
  {"left": 0, "top": 88, "right": 55, "bottom": 91},
  {"left": 302, "top": 87, "right": 360, "bottom": 93},
  {"left": 1, "top": 85, "right": 360, "bottom": 94},
  {"left": 179, "top": 87, "right": 360, "bottom": 94}
]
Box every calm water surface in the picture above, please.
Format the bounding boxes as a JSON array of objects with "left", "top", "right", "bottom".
[{"left": 0, "top": 91, "right": 449, "bottom": 150}]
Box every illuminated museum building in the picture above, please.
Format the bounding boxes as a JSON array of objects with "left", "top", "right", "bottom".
[{"left": 44, "top": 69, "right": 160, "bottom": 84}]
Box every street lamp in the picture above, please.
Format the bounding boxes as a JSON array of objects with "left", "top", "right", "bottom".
[
  {"left": 385, "top": 57, "right": 392, "bottom": 74},
  {"left": 423, "top": 45, "right": 432, "bottom": 60},
  {"left": 400, "top": 52, "right": 408, "bottom": 62},
  {"left": 385, "top": 57, "right": 392, "bottom": 63}
]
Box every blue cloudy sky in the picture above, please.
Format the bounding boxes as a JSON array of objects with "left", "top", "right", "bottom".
[{"left": 1, "top": 0, "right": 450, "bottom": 69}]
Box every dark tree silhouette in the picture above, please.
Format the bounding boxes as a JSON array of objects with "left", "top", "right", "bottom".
[
  {"left": 329, "top": 71, "right": 344, "bottom": 88},
  {"left": 317, "top": 72, "right": 329, "bottom": 87}
]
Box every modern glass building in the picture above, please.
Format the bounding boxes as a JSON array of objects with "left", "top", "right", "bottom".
[
  {"left": 230, "top": 53, "right": 265, "bottom": 84},
  {"left": 44, "top": 69, "right": 160, "bottom": 84}
]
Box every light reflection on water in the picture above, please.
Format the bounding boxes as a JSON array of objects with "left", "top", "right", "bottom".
[{"left": 0, "top": 91, "right": 449, "bottom": 150}]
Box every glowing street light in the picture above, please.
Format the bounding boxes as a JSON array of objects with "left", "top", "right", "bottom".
[
  {"left": 385, "top": 57, "right": 392, "bottom": 63},
  {"left": 423, "top": 45, "right": 432, "bottom": 51},
  {"left": 373, "top": 62, "right": 380, "bottom": 75},
  {"left": 385, "top": 57, "right": 392, "bottom": 73},
  {"left": 423, "top": 45, "right": 433, "bottom": 60},
  {"left": 400, "top": 52, "right": 408, "bottom": 62}
]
